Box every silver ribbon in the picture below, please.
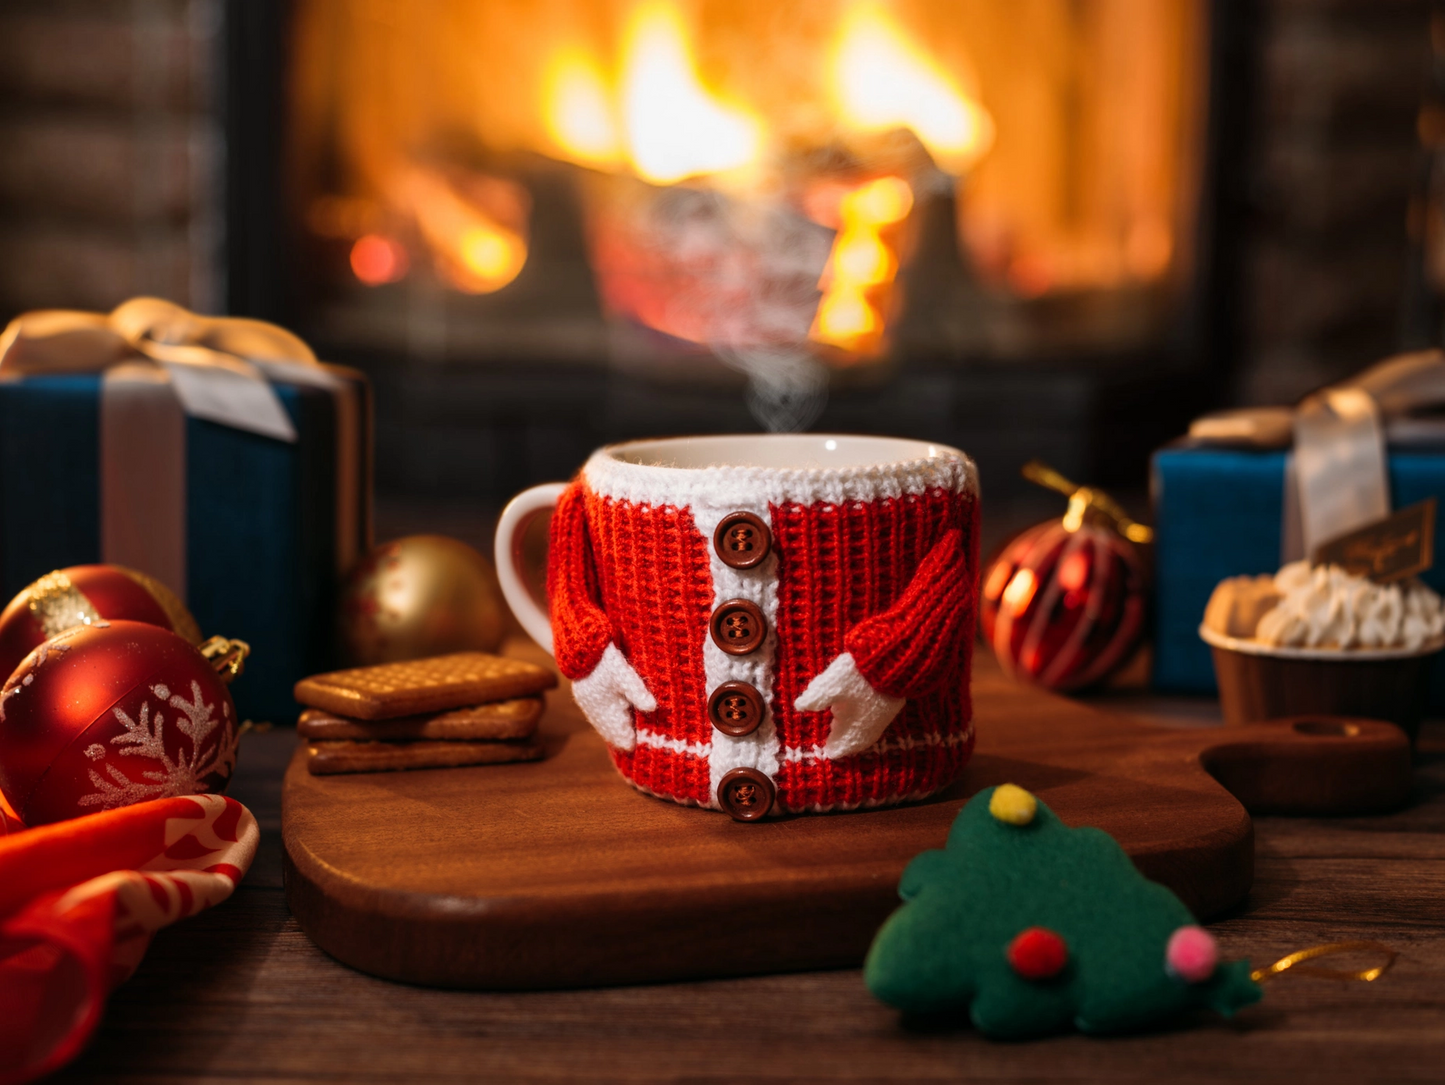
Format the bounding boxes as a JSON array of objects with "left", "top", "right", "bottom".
[
  {"left": 1189, "top": 350, "right": 1445, "bottom": 560},
  {"left": 0, "top": 298, "right": 361, "bottom": 599}
]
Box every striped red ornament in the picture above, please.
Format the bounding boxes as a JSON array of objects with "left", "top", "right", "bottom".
[{"left": 980, "top": 519, "right": 1146, "bottom": 691}]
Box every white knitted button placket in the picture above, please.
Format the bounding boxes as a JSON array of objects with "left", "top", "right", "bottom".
[{"left": 689, "top": 501, "right": 781, "bottom": 809}]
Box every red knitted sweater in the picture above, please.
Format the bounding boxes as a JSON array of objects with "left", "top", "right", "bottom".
[{"left": 548, "top": 448, "right": 979, "bottom": 814}]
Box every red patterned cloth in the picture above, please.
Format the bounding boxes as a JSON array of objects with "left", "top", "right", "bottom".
[
  {"left": 549, "top": 447, "right": 979, "bottom": 814},
  {"left": 0, "top": 793, "right": 257, "bottom": 1084}
]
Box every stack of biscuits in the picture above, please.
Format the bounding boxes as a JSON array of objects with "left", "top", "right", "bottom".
[{"left": 294, "top": 651, "right": 558, "bottom": 775}]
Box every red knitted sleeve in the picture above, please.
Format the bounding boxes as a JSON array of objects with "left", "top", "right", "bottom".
[
  {"left": 546, "top": 482, "right": 613, "bottom": 681},
  {"left": 844, "top": 528, "right": 971, "bottom": 700}
]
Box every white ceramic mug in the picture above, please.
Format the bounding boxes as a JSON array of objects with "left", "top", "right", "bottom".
[{"left": 495, "top": 434, "right": 980, "bottom": 818}]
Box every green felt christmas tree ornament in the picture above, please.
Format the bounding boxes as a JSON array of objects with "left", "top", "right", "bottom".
[{"left": 864, "top": 784, "right": 1263, "bottom": 1038}]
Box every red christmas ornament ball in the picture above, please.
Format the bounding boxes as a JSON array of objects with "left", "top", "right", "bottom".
[
  {"left": 0, "top": 621, "right": 237, "bottom": 827},
  {"left": 980, "top": 520, "right": 1146, "bottom": 691},
  {"left": 0, "top": 565, "right": 201, "bottom": 687},
  {"left": 1007, "top": 926, "right": 1070, "bottom": 980}
]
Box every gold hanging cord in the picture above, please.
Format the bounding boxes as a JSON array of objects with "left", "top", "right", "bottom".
[
  {"left": 1021, "top": 460, "right": 1155, "bottom": 543},
  {"left": 1250, "top": 940, "right": 1398, "bottom": 985}
]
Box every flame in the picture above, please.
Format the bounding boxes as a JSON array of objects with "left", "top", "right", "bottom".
[
  {"left": 350, "top": 234, "right": 408, "bottom": 285},
  {"left": 308, "top": 0, "right": 1202, "bottom": 360},
  {"left": 619, "top": 4, "right": 761, "bottom": 185},
  {"left": 542, "top": 5, "right": 763, "bottom": 184},
  {"left": 832, "top": 2, "right": 993, "bottom": 173},
  {"left": 811, "top": 176, "right": 914, "bottom": 355},
  {"left": 543, "top": 46, "right": 621, "bottom": 167},
  {"left": 459, "top": 228, "right": 523, "bottom": 285},
  {"left": 534, "top": 3, "right": 993, "bottom": 358},
  {"left": 395, "top": 169, "right": 529, "bottom": 294},
  {"left": 833, "top": 230, "right": 893, "bottom": 283},
  {"left": 813, "top": 284, "right": 880, "bottom": 348}
]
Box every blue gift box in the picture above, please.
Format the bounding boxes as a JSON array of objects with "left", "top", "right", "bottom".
[
  {"left": 0, "top": 370, "right": 370, "bottom": 723},
  {"left": 1151, "top": 443, "right": 1445, "bottom": 706}
]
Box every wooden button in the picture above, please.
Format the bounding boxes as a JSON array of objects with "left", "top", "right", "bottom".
[
  {"left": 708, "top": 681, "right": 765, "bottom": 737},
  {"left": 713, "top": 512, "right": 771, "bottom": 569},
  {"left": 709, "top": 600, "right": 766, "bottom": 655},
  {"left": 717, "top": 767, "right": 775, "bottom": 821}
]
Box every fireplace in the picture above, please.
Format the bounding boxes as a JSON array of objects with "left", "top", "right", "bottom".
[
  {"left": 246, "top": 0, "right": 1216, "bottom": 504},
  {"left": 0, "top": 2, "right": 1410, "bottom": 512},
  {"left": 286, "top": 0, "right": 1204, "bottom": 366}
]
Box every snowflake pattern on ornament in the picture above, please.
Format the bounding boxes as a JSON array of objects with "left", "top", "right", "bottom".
[{"left": 77, "top": 680, "right": 238, "bottom": 810}]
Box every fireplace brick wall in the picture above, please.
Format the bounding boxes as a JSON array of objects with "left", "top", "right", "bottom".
[
  {"left": 1233, "top": 0, "right": 1432, "bottom": 404},
  {"left": 0, "top": 0, "right": 223, "bottom": 319}
]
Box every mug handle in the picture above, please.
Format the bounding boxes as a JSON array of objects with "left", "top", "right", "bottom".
[{"left": 493, "top": 482, "right": 568, "bottom": 655}]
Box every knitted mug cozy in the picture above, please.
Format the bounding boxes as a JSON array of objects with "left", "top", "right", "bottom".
[{"left": 545, "top": 436, "right": 980, "bottom": 817}]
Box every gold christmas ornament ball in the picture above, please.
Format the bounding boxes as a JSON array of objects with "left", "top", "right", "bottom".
[{"left": 338, "top": 535, "right": 507, "bottom": 665}]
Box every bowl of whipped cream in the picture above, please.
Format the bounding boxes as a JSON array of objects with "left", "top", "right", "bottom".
[{"left": 1199, "top": 561, "right": 1445, "bottom": 740}]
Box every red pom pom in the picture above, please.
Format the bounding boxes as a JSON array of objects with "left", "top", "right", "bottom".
[
  {"left": 1007, "top": 926, "right": 1069, "bottom": 980},
  {"left": 0, "top": 621, "right": 237, "bottom": 826},
  {"left": 980, "top": 520, "right": 1145, "bottom": 691}
]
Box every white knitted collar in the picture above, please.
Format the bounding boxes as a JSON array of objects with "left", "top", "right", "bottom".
[{"left": 581, "top": 436, "right": 976, "bottom": 508}]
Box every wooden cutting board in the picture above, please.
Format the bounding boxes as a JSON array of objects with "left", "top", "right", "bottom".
[{"left": 281, "top": 658, "right": 1411, "bottom": 990}]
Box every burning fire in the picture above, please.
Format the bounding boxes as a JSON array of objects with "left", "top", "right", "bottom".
[
  {"left": 536, "top": 0, "right": 985, "bottom": 356},
  {"left": 544, "top": 5, "right": 762, "bottom": 185},
  {"left": 323, "top": 0, "right": 990, "bottom": 352},
  {"left": 619, "top": 4, "right": 761, "bottom": 185},
  {"left": 392, "top": 169, "right": 530, "bottom": 295},
  {"left": 543, "top": 47, "right": 620, "bottom": 170},
  {"left": 302, "top": 0, "right": 1198, "bottom": 362},
  {"left": 350, "top": 235, "right": 408, "bottom": 285},
  {"left": 541, "top": 0, "right": 986, "bottom": 186},
  {"left": 811, "top": 176, "right": 914, "bottom": 354},
  {"left": 831, "top": 2, "right": 993, "bottom": 174}
]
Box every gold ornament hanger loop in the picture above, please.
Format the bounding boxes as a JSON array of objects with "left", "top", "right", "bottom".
[
  {"left": 199, "top": 635, "right": 251, "bottom": 684},
  {"left": 1250, "top": 940, "right": 1398, "bottom": 985},
  {"left": 1021, "top": 460, "right": 1155, "bottom": 544}
]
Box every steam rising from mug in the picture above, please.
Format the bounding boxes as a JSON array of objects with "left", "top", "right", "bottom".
[
  {"left": 594, "top": 185, "right": 833, "bottom": 432},
  {"left": 716, "top": 346, "right": 827, "bottom": 433}
]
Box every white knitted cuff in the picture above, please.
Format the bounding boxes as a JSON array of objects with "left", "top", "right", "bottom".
[
  {"left": 571, "top": 643, "right": 657, "bottom": 751},
  {"left": 582, "top": 441, "right": 974, "bottom": 509},
  {"left": 794, "top": 652, "right": 905, "bottom": 759}
]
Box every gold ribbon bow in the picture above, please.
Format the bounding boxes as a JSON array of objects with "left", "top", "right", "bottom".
[
  {"left": 0, "top": 297, "right": 361, "bottom": 602},
  {"left": 1188, "top": 350, "right": 1445, "bottom": 559},
  {"left": 0, "top": 297, "right": 332, "bottom": 442}
]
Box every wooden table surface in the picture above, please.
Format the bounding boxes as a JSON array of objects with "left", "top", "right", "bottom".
[{"left": 55, "top": 676, "right": 1445, "bottom": 1084}]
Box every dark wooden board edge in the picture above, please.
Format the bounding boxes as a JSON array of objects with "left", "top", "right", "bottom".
[
  {"left": 281, "top": 751, "right": 1255, "bottom": 989},
  {"left": 282, "top": 832, "right": 898, "bottom": 989}
]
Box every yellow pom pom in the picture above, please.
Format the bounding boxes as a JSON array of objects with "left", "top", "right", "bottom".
[{"left": 989, "top": 784, "right": 1037, "bottom": 825}]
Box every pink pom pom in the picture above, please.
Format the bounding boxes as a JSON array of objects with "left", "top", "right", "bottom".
[{"left": 1165, "top": 925, "right": 1219, "bottom": 984}]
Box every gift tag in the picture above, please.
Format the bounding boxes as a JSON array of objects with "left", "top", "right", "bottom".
[{"left": 1311, "top": 498, "right": 1436, "bottom": 583}]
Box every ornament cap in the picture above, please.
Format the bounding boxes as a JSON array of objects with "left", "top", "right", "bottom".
[
  {"left": 199, "top": 636, "right": 251, "bottom": 684},
  {"left": 1021, "top": 460, "right": 1154, "bottom": 543}
]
